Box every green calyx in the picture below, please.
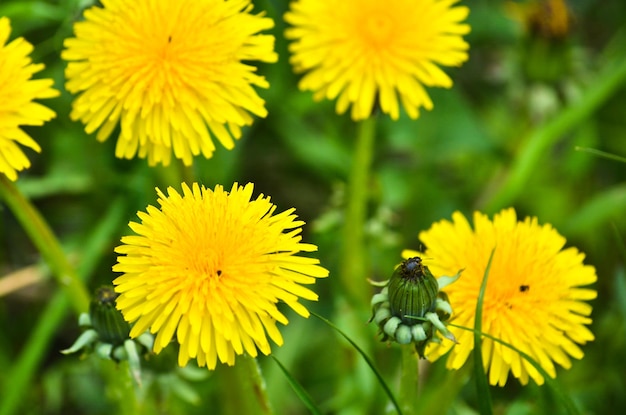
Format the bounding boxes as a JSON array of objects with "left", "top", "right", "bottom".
[{"left": 387, "top": 257, "right": 439, "bottom": 324}]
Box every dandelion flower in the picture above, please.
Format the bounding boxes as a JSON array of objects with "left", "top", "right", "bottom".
[
  {"left": 0, "top": 17, "right": 59, "bottom": 181},
  {"left": 284, "top": 0, "right": 470, "bottom": 120},
  {"left": 62, "top": 0, "right": 278, "bottom": 166},
  {"left": 403, "top": 208, "right": 597, "bottom": 386},
  {"left": 113, "top": 183, "right": 329, "bottom": 369}
]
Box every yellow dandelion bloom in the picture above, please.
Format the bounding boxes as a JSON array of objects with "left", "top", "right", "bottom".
[
  {"left": 113, "top": 182, "right": 329, "bottom": 369},
  {"left": 284, "top": 0, "right": 470, "bottom": 120},
  {"left": 0, "top": 17, "right": 59, "bottom": 181},
  {"left": 403, "top": 208, "right": 597, "bottom": 386},
  {"left": 62, "top": 0, "right": 278, "bottom": 166}
]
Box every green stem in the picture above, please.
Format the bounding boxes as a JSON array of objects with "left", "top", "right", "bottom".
[
  {"left": 219, "top": 356, "right": 274, "bottom": 415},
  {"left": 399, "top": 345, "right": 420, "bottom": 415},
  {"left": 340, "top": 117, "right": 377, "bottom": 305},
  {"left": 482, "top": 56, "right": 626, "bottom": 211},
  {"left": 103, "top": 360, "right": 145, "bottom": 415},
  {"left": 246, "top": 356, "right": 274, "bottom": 415},
  {"left": 0, "top": 175, "right": 90, "bottom": 314}
]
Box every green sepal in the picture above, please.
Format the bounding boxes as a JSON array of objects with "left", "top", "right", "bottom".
[
  {"left": 437, "top": 269, "right": 463, "bottom": 290},
  {"left": 95, "top": 342, "right": 114, "bottom": 360},
  {"left": 78, "top": 312, "right": 92, "bottom": 328},
  {"left": 60, "top": 329, "right": 99, "bottom": 355}
]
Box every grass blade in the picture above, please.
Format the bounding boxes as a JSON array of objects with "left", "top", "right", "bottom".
[
  {"left": 270, "top": 356, "right": 323, "bottom": 415},
  {"left": 575, "top": 146, "right": 626, "bottom": 163},
  {"left": 473, "top": 248, "right": 495, "bottom": 415},
  {"left": 311, "top": 312, "right": 403, "bottom": 415}
]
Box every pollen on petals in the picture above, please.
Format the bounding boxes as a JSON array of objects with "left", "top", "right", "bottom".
[{"left": 113, "top": 182, "right": 329, "bottom": 370}]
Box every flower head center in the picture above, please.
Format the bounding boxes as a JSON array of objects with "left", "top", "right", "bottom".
[
  {"left": 178, "top": 244, "right": 223, "bottom": 282},
  {"left": 143, "top": 33, "right": 183, "bottom": 84},
  {"left": 359, "top": 13, "right": 395, "bottom": 49}
]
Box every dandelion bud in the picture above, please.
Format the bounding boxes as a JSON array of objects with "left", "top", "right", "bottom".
[
  {"left": 387, "top": 257, "right": 439, "bottom": 323},
  {"left": 89, "top": 286, "right": 130, "bottom": 345},
  {"left": 369, "top": 256, "right": 461, "bottom": 358}
]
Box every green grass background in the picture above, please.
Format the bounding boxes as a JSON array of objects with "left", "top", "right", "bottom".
[{"left": 1, "top": 0, "right": 625, "bottom": 414}]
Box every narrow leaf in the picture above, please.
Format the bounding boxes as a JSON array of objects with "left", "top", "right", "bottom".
[
  {"left": 312, "top": 312, "right": 403, "bottom": 415},
  {"left": 270, "top": 356, "right": 323, "bottom": 415},
  {"left": 575, "top": 146, "right": 626, "bottom": 163},
  {"left": 474, "top": 248, "right": 495, "bottom": 415}
]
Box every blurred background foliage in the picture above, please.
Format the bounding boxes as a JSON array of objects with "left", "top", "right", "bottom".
[{"left": 1, "top": 0, "right": 625, "bottom": 414}]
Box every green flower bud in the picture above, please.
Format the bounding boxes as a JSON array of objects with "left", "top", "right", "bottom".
[
  {"left": 89, "top": 286, "right": 131, "bottom": 345},
  {"left": 435, "top": 297, "right": 452, "bottom": 321},
  {"left": 387, "top": 257, "right": 439, "bottom": 324},
  {"left": 369, "top": 256, "right": 462, "bottom": 358}
]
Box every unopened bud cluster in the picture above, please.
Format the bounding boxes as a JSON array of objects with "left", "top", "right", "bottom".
[
  {"left": 62, "top": 286, "right": 153, "bottom": 385},
  {"left": 370, "top": 257, "right": 460, "bottom": 357}
]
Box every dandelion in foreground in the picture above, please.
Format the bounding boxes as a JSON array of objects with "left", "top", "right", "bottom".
[
  {"left": 113, "top": 183, "right": 329, "bottom": 369},
  {"left": 62, "top": 0, "right": 278, "bottom": 166},
  {"left": 405, "top": 208, "right": 597, "bottom": 386},
  {"left": 0, "top": 17, "right": 59, "bottom": 181},
  {"left": 284, "top": 0, "right": 470, "bottom": 120}
]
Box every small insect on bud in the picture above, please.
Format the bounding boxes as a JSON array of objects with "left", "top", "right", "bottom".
[{"left": 369, "top": 256, "right": 462, "bottom": 358}]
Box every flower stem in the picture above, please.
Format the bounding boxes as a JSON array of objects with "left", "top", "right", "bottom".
[
  {"left": 219, "top": 356, "right": 274, "bottom": 415},
  {"left": 102, "top": 360, "right": 145, "bottom": 415},
  {"left": 340, "top": 117, "right": 377, "bottom": 306},
  {"left": 246, "top": 356, "right": 274, "bottom": 415},
  {"left": 0, "top": 175, "right": 90, "bottom": 314},
  {"left": 399, "top": 345, "right": 420, "bottom": 415}
]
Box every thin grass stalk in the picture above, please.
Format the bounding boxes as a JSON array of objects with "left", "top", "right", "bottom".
[{"left": 0, "top": 175, "right": 90, "bottom": 313}]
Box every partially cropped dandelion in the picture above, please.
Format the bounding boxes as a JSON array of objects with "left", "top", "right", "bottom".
[
  {"left": 113, "top": 183, "right": 329, "bottom": 369},
  {"left": 62, "top": 0, "right": 278, "bottom": 166},
  {"left": 404, "top": 208, "right": 597, "bottom": 386},
  {"left": 0, "top": 17, "right": 59, "bottom": 181},
  {"left": 284, "top": 0, "right": 470, "bottom": 120}
]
